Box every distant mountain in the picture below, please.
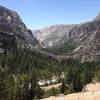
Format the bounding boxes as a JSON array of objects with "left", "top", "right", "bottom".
[
  {"left": 34, "top": 13, "right": 100, "bottom": 62},
  {"left": 34, "top": 25, "right": 74, "bottom": 47},
  {"left": 94, "top": 13, "right": 100, "bottom": 21},
  {"left": 0, "top": 5, "right": 39, "bottom": 52}
]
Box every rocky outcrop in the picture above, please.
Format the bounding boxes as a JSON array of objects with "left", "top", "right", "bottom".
[{"left": 0, "top": 5, "right": 39, "bottom": 50}]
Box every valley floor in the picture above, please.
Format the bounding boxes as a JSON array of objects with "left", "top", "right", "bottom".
[{"left": 40, "top": 82, "right": 100, "bottom": 100}]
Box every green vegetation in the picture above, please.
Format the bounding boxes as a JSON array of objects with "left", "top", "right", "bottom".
[
  {"left": 43, "top": 40, "right": 76, "bottom": 55},
  {"left": 0, "top": 47, "right": 61, "bottom": 100},
  {"left": 0, "top": 42, "right": 100, "bottom": 100}
]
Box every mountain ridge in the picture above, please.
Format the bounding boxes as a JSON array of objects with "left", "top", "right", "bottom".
[
  {"left": 0, "top": 5, "right": 39, "bottom": 52},
  {"left": 34, "top": 13, "right": 100, "bottom": 62}
]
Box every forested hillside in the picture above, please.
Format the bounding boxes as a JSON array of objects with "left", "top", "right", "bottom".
[{"left": 1, "top": 47, "right": 100, "bottom": 99}]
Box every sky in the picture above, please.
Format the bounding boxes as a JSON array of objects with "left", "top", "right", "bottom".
[{"left": 0, "top": 0, "right": 100, "bottom": 29}]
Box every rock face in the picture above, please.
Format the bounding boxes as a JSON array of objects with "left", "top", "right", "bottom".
[
  {"left": 0, "top": 5, "right": 38, "bottom": 50},
  {"left": 0, "top": 31, "right": 16, "bottom": 53},
  {"left": 34, "top": 13, "right": 100, "bottom": 61},
  {"left": 34, "top": 25, "right": 74, "bottom": 47}
]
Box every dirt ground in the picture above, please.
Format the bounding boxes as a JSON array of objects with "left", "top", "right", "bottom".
[{"left": 40, "top": 82, "right": 100, "bottom": 100}]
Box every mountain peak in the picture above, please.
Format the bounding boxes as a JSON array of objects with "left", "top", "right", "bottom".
[
  {"left": 94, "top": 13, "right": 100, "bottom": 21},
  {"left": 0, "top": 5, "right": 39, "bottom": 46}
]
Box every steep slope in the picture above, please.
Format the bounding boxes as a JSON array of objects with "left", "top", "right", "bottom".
[
  {"left": 34, "top": 25, "right": 74, "bottom": 47},
  {"left": 34, "top": 13, "right": 100, "bottom": 61},
  {"left": 0, "top": 5, "right": 38, "bottom": 52}
]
